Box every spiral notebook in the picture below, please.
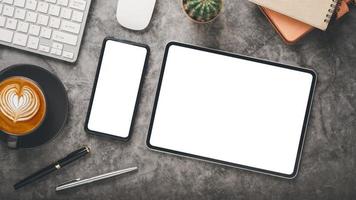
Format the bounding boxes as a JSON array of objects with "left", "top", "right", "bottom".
[
  {"left": 249, "top": 0, "right": 340, "bottom": 30},
  {"left": 259, "top": 0, "right": 351, "bottom": 44}
]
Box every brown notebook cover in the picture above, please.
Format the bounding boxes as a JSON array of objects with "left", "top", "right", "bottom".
[{"left": 260, "top": 0, "right": 350, "bottom": 44}]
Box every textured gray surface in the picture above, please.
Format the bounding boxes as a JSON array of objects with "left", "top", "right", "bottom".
[{"left": 1, "top": 0, "right": 356, "bottom": 199}]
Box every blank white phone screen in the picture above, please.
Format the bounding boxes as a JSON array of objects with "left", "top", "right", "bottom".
[
  {"left": 149, "top": 45, "right": 314, "bottom": 176},
  {"left": 88, "top": 40, "right": 147, "bottom": 138}
]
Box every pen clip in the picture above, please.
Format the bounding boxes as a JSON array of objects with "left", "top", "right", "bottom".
[{"left": 58, "top": 178, "right": 81, "bottom": 187}]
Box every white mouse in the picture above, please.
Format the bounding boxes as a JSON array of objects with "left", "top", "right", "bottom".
[{"left": 116, "top": 0, "right": 157, "bottom": 31}]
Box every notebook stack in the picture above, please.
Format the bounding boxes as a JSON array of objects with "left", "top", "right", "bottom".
[{"left": 249, "top": 0, "right": 354, "bottom": 44}]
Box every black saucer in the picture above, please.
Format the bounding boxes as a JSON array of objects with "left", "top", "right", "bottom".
[{"left": 0, "top": 64, "right": 69, "bottom": 148}]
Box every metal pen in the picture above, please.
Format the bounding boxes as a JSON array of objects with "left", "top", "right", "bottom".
[{"left": 55, "top": 166, "right": 138, "bottom": 191}]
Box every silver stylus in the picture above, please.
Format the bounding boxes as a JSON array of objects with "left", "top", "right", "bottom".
[{"left": 55, "top": 166, "right": 138, "bottom": 191}]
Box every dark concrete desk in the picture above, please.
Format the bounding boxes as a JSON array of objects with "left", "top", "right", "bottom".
[{"left": 1, "top": 0, "right": 355, "bottom": 199}]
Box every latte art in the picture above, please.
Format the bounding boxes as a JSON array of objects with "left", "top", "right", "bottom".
[{"left": 0, "top": 84, "right": 40, "bottom": 123}]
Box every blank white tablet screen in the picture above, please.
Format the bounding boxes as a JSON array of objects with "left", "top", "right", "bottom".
[
  {"left": 88, "top": 40, "right": 147, "bottom": 138},
  {"left": 149, "top": 44, "right": 314, "bottom": 175}
]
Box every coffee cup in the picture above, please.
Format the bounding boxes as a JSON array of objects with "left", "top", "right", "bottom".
[{"left": 0, "top": 76, "right": 47, "bottom": 148}]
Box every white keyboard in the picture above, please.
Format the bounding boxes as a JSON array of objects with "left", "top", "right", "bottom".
[{"left": 0, "top": 0, "right": 91, "bottom": 62}]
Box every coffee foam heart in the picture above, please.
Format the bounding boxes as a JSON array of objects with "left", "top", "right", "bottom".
[{"left": 0, "top": 84, "right": 40, "bottom": 123}]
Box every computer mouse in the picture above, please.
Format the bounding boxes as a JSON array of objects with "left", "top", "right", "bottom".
[{"left": 116, "top": 0, "right": 157, "bottom": 31}]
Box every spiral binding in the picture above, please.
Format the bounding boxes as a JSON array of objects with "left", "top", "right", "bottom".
[{"left": 324, "top": 0, "right": 341, "bottom": 23}]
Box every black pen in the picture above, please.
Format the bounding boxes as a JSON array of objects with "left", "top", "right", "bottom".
[{"left": 14, "top": 146, "right": 90, "bottom": 190}]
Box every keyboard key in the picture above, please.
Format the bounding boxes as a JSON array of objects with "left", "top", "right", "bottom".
[
  {"left": 69, "top": 0, "right": 86, "bottom": 11},
  {"left": 0, "top": 4, "right": 3, "bottom": 14},
  {"left": 17, "top": 21, "right": 29, "bottom": 32},
  {"left": 37, "top": 2, "right": 48, "bottom": 13},
  {"left": 39, "top": 44, "right": 50, "bottom": 52},
  {"left": 3, "top": 5, "right": 14, "bottom": 17},
  {"left": 27, "top": 36, "right": 39, "bottom": 49},
  {"left": 14, "top": 0, "right": 25, "bottom": 7},
  {"left": 14, "top": 8, "right": 26, "bottom": 20},
  {"left": 6, "top": 18, "right": 17, "bottom": 29},
  {"left": 48, "top": 4, "right": 60, "bottom": 16},
  {"left": 0, "top": 28, "right": 13, "bottom": 42},
  {"left": 37, "top": 14, "right": 49, "bottom": 25},
  {"left": 62, "top": 50, "right": 73, "bottom": 59},
  {"left": 49, "top": 16, "right": 60, "bottom": 28},
  {"left": 25, "top": 0, "right": 37, "bottom": 10},
  {"left": 52, "top": 42, "right": 63, "bottom": 50},
  {"left": 50, "top": 48, "right": 62, "bottom": 55},
  {"left": 52, "top": 30, "right": 77, "bottom": 45},
  {"left": 72, "top": 10, "right": 83, "bottom": 22},
  {"left": 3, "top": 0, "right": 14, "bottom": 5},
  {"left": 29, "top": 24, "right": 40, "bottom": 35},
  {"left": 57, "top": 0, "right": 68, "bottom": 6},
  {"left": 0, "top": 16, "right": 5, "bottom": 27},
  {"left": 13, "top": 32, "right": 28, "bottom": 46},
  {"left": 61, "top": 20, "right": 80, "bottom": 34},
  {"left": 60, "top": 7, "right": 71, "bottom": 19},
  {"left": 26, "top": 11, "right": 37, "bottom": 22},
  {"left": 40, "top": 27, "right": 52, "bottom": 38},
  {"left": 46, "top": 0, "right": 56, "bottom": 3}
]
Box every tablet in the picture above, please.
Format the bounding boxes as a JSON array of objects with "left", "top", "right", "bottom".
[{"left": 147, "top": 42, "right": 316, "bottom": 178}]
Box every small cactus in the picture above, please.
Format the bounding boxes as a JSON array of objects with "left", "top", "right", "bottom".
[{"left": 183, "top": 0, "right": 223, "bottom": 23}]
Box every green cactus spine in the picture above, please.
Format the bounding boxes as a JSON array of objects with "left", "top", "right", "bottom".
[{"left": 183, "top": 0, "right": 223, "bottom": 23}]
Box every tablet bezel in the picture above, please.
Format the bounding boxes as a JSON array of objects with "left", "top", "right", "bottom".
[
  {"left": 146, "top": 41, "right": 317, "bottom": 179},
  {"left": 85, "top": 37, "right": 150, "bottom": 141}
]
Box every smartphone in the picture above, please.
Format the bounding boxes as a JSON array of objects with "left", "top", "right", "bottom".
[{"left": 85, "top": 38, "right": 149, "bottom": 141}]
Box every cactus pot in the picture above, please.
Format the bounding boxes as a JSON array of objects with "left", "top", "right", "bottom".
[{"left": 182, "top": 0, "right": 223, "bottom": 23}]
